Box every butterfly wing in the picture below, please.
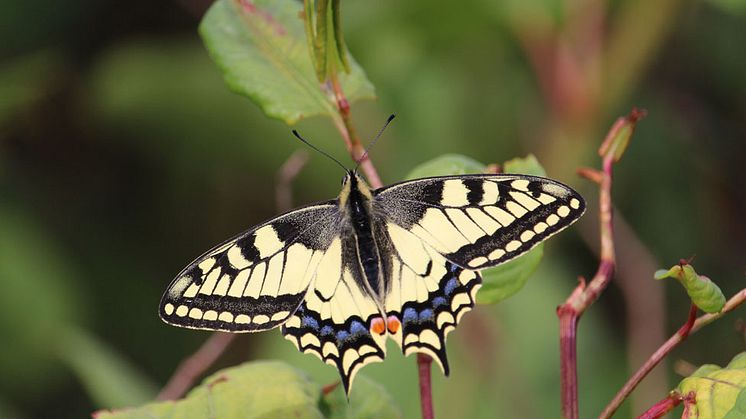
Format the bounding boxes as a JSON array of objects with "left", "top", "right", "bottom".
[
  {"left": 282, "top": 234, "right": 387, "bottom": 393},
  {"left": 374, "top": 174, "right": 585, "bottom": 269},
  {"left": 374, "top": 174, "right": 584, "bottom": 369},
  {"left": 159, "top": 202, "right": 340, "bottom": 332}
]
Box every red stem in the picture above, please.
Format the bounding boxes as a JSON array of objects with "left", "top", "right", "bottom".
[
  {"left": 557, "top": 156, "right": 616, "bottom": 418},
  {"left": 556, "top": 109, "right": 645, "bottom": 417},
  {"left": 417, "top": 354, "right": 434, "bottom": 419},
  {"left": 600, "top": 304, "right": 697, "bottom": 418},
  {"left": 157, "top": 332, "right": 235, "bottom": 400},
  {"left": 637, "top": 392, "right": 683, "bottom": 419},
  {"left": 558, "top": 307, "right": 579, "bottom": 419},
  {"left": 329, "top": 72, "right": 382, "bottom": 188}
]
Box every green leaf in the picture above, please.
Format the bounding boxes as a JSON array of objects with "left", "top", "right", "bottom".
[
  {"left": 405, "top": 154, "right": 486, "bottom": 180},
  {"left": 677, "top": 352, "right": 746, "bottom": 418},
  {"left": 405, "top": 154, "right": 547, "bottom": 305},
  {"left": 477, "top": 244, "right": 543, "bottom": 304},
  {"left": 94, "top": 362, "right": 320, "bottom": 419},
  {"left": 321, "top": 375, "right": 402, "bottom": 419},
  {"left": 94, "top": 361, "right": 400, "bottom": 419},
  {"left": 58, "top": 328, "right": 158, "bottom": 409},
  {"left": 503, "top": 154, "right": 546, "bottom": 177},
  {"left": 655, "top": 263, "right": 725, "bottom": 313},
  {"left": 199, "top": 0, "right": 375, "bottom": 125}
]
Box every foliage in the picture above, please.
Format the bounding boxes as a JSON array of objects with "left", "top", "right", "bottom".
[
  {"left": 199, "top": 0, "right": 374, "bottom": 124},
  {"left": 94, "top": 362, "right": 401, "bottom": 419},
  {"left": 655, "top": 263, "right": 726, "bottom": 314},
  {"left": 677, "top": 352, "right": 746, "bottom": 418}
]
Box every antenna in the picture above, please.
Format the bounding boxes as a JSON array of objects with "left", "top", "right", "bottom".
[
  {"left": 355, "top": 113, "right": 395, "bottom": 170},
  {"left": 292, "top": 130, "right": 348, "bottom": 172}
]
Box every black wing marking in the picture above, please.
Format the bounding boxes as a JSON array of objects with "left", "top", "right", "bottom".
[
  {"left": 159, "top": 202, "right": 339, "bottom": 332},
  {"left": 374, "top": 174, "right": 585, "bottom": 269}
]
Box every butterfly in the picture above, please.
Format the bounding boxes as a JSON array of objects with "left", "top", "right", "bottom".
[{"left": 159, "top": 169, "right": 585, "bottom": 394}]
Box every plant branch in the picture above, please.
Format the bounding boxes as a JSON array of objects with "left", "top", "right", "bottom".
[
  {"left": 275, "top": 149, "right": 310, "bottom": 212},
  {"left": 157, "top": 332, "right": 235, "bottom": 400},
  {"left": 691, "top": 288, "right": 746, "bottom": 333},
  {"left": 557, "top": 143, "right": 616, "bottom": 419},
  {"left": 600, "top": 304, "right": 697, "bottom": 418},
  {"left": 417, "top": 354, "right": 434, "bottom": 419},
  {"left": 637, "top": 391, "right": 685, "bottom": 419},
  {"left": 556, "top": 108, "right": 645, "bottom": 418},
  {"left": 603, "top": 288, "right": 746, "bottom": 417},
  {"left": 328, "top": 71, "right": 382, "bottom": 188}
]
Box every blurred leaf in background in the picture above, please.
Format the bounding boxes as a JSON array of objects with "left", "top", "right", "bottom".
[{"left": 199, "top": 0, "right": 375, "bottom": 125}]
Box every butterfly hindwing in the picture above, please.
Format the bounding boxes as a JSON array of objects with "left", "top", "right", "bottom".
[
  {"left": 282, "top": 235, "right": 387, "bottom": 393},
  {"left": 159, "top": 203, "right": 340, "bottom": 332},
  {"left": 380, "top": 222, "right": 482, "bottom": 373},
  {"left": 374, "top": 174, "right": 585, "bottom": 269}
]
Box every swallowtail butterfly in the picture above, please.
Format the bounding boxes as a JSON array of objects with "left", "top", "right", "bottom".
[{"left": 160, "top": 167, "right": 584, "bottom": 393}]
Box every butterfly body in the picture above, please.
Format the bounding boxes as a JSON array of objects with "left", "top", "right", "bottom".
[{"left": 160, "top": 171, "right": 585, "bottom": 393}]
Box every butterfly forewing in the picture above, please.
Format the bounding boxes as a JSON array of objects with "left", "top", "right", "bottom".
[
  {"left": 373, "top": 174, "right": 584, "bottom": 371},
  {"left": 159, "top": 202, "right": 340, "bottom": 332},
  {"left": 374, "top": 174, "right": 585, "bottom": 269}
]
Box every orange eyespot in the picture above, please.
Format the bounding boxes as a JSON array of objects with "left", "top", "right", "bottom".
[
  {"left": 370, "top": 317, "right": 386, "bottom": 335},
  {"left": 386, "top": 316, "right": 400, "bottom": 334}
]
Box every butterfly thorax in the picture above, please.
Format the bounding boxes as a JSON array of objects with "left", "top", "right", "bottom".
[{"left": 339, "top": 172, "right": 383, "bottom": 298}]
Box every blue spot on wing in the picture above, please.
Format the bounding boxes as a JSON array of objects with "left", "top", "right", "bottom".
[
  {"left": 350, "top": 320, "right": 366, "bottom": 335},
  {"left": 419, "top": 309, "right": 434, "bottom": 320},
  {"left": 432, "top": 296, "right": 447, "bottom": 307},
  {"left": 403, "top": 307, "right": 418, "bottom": 322},
  {"left": 320, "top": 325, "right": 334, "bottom": 336},
  {"left": 336, "top": 330, "right": 350, "bottom": 341},
  {"left": 302, "top": 316, "right": 319, "bottom": 330},
  {"left": 444, "top": 278, "right": 459, "bottom": 296}
]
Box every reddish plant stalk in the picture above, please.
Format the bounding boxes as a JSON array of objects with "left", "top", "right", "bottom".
[
  {"left": 637, "top": 392, "right": 684, "bottom": 419},
  {"left": 558, "top": 307, "right": 579, "bottom": 419},
  {"left": 157, "top": 332, "right": 235, "bottom": 400},
  {"left": 417, "top": 354, "right": 434, "bottom": 419},
  {"left": 557, "top": 155, "right": 616, "bottom": 419},
  {"left": 600, "top": 304, "right": 697, "bottom": 418},
  {"left": 625, "top": 288, "right": 746, "bottom": 416},
  {"left": 329, "top": 71, "right": 382, "bottom": 188},
  {"left": 556, "top": 108, "right": 648, "bottom": 418}
]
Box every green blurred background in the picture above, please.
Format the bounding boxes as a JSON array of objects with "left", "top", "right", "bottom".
[{"left": 1, "top": 0, "right": 745, "bottom": 417}]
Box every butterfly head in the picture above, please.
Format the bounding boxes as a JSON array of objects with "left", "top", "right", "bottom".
[{"left": 339, "top": 170, "right": 373, "bottom": 206}]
